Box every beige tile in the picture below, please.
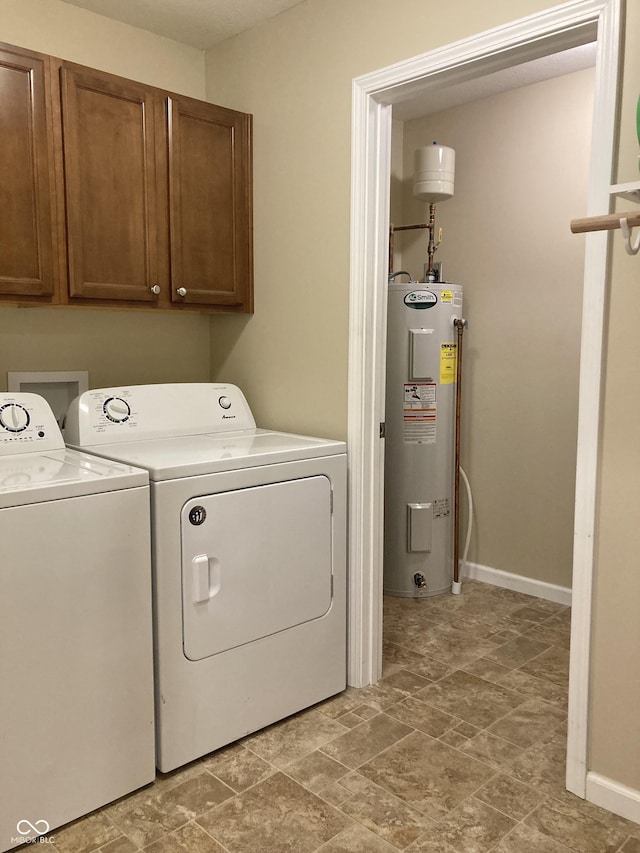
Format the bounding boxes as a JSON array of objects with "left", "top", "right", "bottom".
[
  {"left": 498, "top": 668, "right": 569, "bottom": 709},
  {"left": 379, "top": 668, "right": 433, "bottom": 695},
  {"left": 339, "top": 778, "right": 435, "bottom": 848},
  {"left": 382, "top": 640, "right": 431, "bottom": 677},
  {"left": 50, "top": 812, "right": 122, "bottom": 853},
  {"left": 550, "top": 789, "right": 640, "bottom": 841},
  {"left": 98, "top": 839, "right": 139, "bottom": 853},
  {"left": 320, "top": 713, "right": 413, "bottom": 769},
  {"left": 407, "top": 796, "right": 516, "bottom": 852},
  {"left": 415, "top": 670, "right": 524, "bottom": 729},
  {"left": 151, "top": 761, "right": 207, "bottom": 796},
  {"left": 521, "top": 646, "right": 570, "bottom": 688},
  {"left": 107, "top": 773, "right": 232, "bottom": 848},
  {"left": 337, "top": 771, "right": 380, "bottom": 796},
  {"left": 332, "top": 710, "right": 377, "bottom": 729},
  {"left": 202, "top": 744, "right": 274, "bottom": 792},
  {"left": 621, "top": 838, "right": 640, "bottom": 852},
  {"left": 244, "top": 707, "right": 348, "bottom": 768},
  {"left": 459, "top": 730, "right": 525, "bottom": 771},
  {"left": 506, "top": 605, "right": 558, "bottom": 628},
  {"left": 482, "top": 636, "right": 551, "bottom": 669},
  {"left": 454, "top": 721, "right": 481, "bottom": 739},
  {"left": 487, "top": 698, "right": 567, "bottom": 747},
  {"left": 316, "top": 821, "right": 399, "bottom": 852},
  {"left": 474, "top": 773, "right": 545, "bottom": 820},
  {"left": 462, "top": 657, "right": 514, "bottom": 684},
  {"left": 438, "top": 730, "right": 468, "bottom": 749},
  {"left": 407, "top": 624, "right": 498, "bottom": 669},
  {"left": 507, "top": 730, "right": 568, "bottom": 800},
  {"left": 318, "top": 780, "right": 356, "bottom": 806},
  {"left": 319, "top": 688, "right": 373, "bottom": 719},
  {"left": 401, "top": 655, "right": 452, "bottom": 683},
  {"left": 286, "top": 750, "right": 350, "bottom": 793},
  {"left": 347, "top": 681, "right": 414, "bottom": 713},
  {"left": 143, "top": 821, "right": 226, "bottom": 852},
  {"left": 359, "top": 731, "right": 494, "bottom": 821},
  {"left": 525, "top": 797, "right": 629, "bottom": 852},
  {"left": 493, "top": 823, "right": 575, "bottom": 852},
  {"left": 523, "top": 622, "right": 572, "bottom": 650},
  {"left": 197, "top": 771, "right": 349, "bottom": 853},
  {"left": 385, "top": 695, "right": 459, "bottom": 738}
]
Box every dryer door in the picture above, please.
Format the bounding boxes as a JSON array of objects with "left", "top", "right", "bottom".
[{"left": 181, "top": 475, "right": 333, "bottom": 661}]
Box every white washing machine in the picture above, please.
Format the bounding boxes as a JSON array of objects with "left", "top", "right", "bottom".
[
  {"left": 65, "top": 383, "right": 347, "bottom": 772},
  {"left": 0, "top": 393, "right": 155, "bottom": 853}
]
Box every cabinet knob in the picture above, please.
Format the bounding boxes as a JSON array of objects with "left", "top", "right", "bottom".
[
  {"left": 150, "top": 284, "right": 161, "bottom": 295},
  {"left": 176, "top": 287, "right": 187, "bottom": 297}
]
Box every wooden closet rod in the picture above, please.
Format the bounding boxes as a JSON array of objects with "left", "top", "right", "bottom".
[{"left": 570, "top": 210, "right": 640, "bottom": 234}]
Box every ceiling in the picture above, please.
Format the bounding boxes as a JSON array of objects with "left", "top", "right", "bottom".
[{"left": 61, "top": 0, "right": 308, "bottom": 50}]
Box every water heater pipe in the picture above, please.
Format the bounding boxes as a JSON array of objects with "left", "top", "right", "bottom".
[{"left": 452, "top": 317, "right": 467, "bottom": 594}]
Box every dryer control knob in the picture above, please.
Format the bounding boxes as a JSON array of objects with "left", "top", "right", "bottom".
[
  {"left": 218, "top": 396, "right": 232, "bottom": 410},
  {"left": 103, "top": 396, "right": 131, "bottom": 423},
  {"left": 0, "top": 403, "right": 30, "bottom": 432}
]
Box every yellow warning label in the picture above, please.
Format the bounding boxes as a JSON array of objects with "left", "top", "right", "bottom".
[
  {"left": 440, "top": 342, "right": 457, "bottom": 384},
  {"left": 440, "top": 290, "right": 453, "bottom": 303}
]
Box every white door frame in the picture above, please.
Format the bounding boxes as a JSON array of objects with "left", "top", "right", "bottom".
[{"left": 347, "top": 0, "right": 622, "bottom": 799}]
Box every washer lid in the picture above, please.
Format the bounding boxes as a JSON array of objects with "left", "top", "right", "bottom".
[
  {"left": 0, "top": 448, "right": 148, "bottom": 509},
  {"left": 75, "top": 429, "right": 347, "bottom": 481}
]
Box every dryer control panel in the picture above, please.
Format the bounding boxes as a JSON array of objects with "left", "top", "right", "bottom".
[
  {"left": 65, "top": 383, "right": 257, "bottom": 446},
  {"left": 0, "top": 393, "right": 65, "bottom": 454}
]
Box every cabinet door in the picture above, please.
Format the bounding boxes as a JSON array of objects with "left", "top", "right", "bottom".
[
  {"left": 61, "top": 64, "right": 159, "bottom": 303},
  {"left": 167, "top": 96, "right": 253, "bottom": 310},
  {"left": 0, "top": 45, "right": 56, "bottom": 301}
]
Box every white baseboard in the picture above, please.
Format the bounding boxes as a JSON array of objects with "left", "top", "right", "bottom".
[
  {"left": 462, "top": 560, "right": 572, "bottom": 607},
  {"left": 586, "top": 772, "right": 640, "bottom": 826}
]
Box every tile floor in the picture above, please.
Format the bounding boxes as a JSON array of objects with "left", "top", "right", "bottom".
[{"left": 44, "top": 580, "right": 639, "bottom": 853}]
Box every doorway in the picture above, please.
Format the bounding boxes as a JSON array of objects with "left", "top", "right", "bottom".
[{"left": 347, "top": 0, "right": 621, "bottom": 801}]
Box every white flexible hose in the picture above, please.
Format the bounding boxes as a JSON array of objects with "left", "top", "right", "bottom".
[
  {"left": 459, "top": 465, "right": 473, "bottom": 569},
  {"left": 451, "top": 465, "right": 473, "bottom": 594}
]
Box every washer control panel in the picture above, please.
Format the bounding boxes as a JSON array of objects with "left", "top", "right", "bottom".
[
  {"left": 65, "top": 383, "right": 257, "bottom": 447},
  {"left": 0, "top": 393, "right": 65, "bottom": 454}
]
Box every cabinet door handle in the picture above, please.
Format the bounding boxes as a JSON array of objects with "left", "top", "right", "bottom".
[
  {"left": 150, "top": 284, "right": 161, "bottom": 295},
  {"left": 176, "top": 287, "right": 187, "bottom": 297}
]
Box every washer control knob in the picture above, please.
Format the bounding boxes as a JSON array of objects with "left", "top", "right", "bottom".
[
  {"left": 0, "top": 403, "right": 30, "bottom": 432},
  {"left": 218, "top": 396, "right": 232, "bottom": 410},
  {"left": 103, "top": 397, "right": 131, "bottom": 423}
]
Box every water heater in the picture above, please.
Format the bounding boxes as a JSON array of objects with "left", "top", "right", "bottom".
[{"left": 384, "top": 281, "right": 463, "bottom": 597}]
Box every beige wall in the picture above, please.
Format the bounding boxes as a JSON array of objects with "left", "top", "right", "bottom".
[
  {"left": 393, "top": 69, "right": 593, "bottom": 588},
  {"left": 204, "top": 0, "right": 640, "bottom": 795},
  {"left": 0, "top": 0, "right": 210, "bottom": 394}
]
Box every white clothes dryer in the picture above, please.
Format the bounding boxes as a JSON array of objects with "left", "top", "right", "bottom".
[
  {"left": 0, "top": 394, "right": 155, "bottom": 853},
  {"left": 65, "top": 383, "right": 347, "bottom": 772}
]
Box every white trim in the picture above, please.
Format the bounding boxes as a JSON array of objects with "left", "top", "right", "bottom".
[
  {"left": 463, "top": 561, "right": 572, "bottom": 607},
  {"left": 348, "top": 0, "right": 621, "bottom": 800},
  {"left": 586, "top": 772, "right": 640, "bottom": 825},
  {"left": 566, "top": 0, "right": 622, "bottom": 798}
]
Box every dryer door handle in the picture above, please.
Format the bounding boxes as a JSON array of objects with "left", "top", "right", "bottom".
[{"left": 191, "top": 555, "right": 221, "bottom": 604}]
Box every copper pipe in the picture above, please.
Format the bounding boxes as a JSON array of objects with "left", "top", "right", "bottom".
[
  {"left": 453, "top": 318, "right": 466, "bottom": 585},
  {"left": 388, "top": 223, "right": 429, "bottom": 275},
  {"left": 426, "top": 203, "right": 436, "bottom": 277}
]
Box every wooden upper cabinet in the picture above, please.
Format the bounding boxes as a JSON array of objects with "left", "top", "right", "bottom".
[
  {"left": 0, "top": 45, "right": 253, "bottom": 312},
  {"left": 60, "top": 63, "right": 159, "bottom": 303},
  {"left": 0, "top": 44, "right": 57, "bottom": 302},
  {"left": 166, "top": 95, "right": 253, "bottom": 311}
]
